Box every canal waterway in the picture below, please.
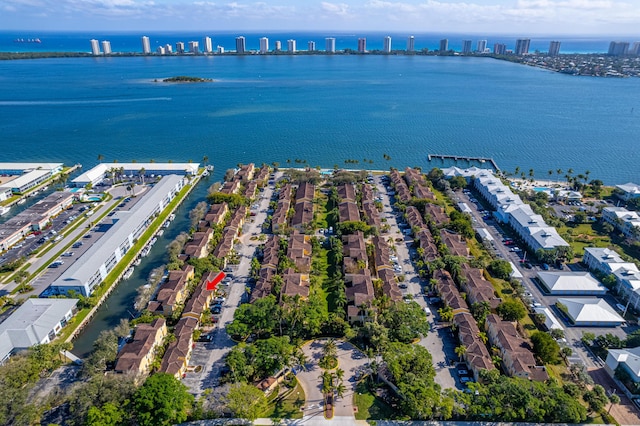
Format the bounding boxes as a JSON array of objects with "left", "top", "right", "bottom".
[{"left": 71, "top": 173, "right": 212, "bottom": 357}]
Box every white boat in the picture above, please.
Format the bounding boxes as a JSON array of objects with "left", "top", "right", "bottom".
[
  {"left": 17, "top": 199, "right": 26, "bottom": 205},
  {"left": 140, "top": 246, "right": 151, "bottom": 257},
  {"left": 168, "top": 213, "right": 176, "bottom": 221},
  {"left": 149, "top": 237, "right": 158, "bottom": 246},
  {"left": 0, "top": 206, "right": 9, "bottom": 216},
  {"left": 123, "top": 267, "right": 134, "bottom": 280},
  {"left": 133, "top": 257, "right": 142, "bottom": 266},
  {"left": 157, "top": 229, "right": 164, "bottom": 237}
]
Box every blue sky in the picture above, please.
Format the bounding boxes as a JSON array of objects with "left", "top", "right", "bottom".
[{"left": 1, "top": 0, "right": 639, "bottom": 35}]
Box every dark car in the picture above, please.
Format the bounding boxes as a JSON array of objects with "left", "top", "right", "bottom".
[
  {"left": 211, "top": 306, "right": 222, "bottom": 314},
  {"left": 198, "top": 334, "right": 214, "bottom": 342}
]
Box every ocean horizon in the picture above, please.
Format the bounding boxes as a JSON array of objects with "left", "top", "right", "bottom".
[{"left": 1, "top": 30, "right": 632, "bottom": 55}]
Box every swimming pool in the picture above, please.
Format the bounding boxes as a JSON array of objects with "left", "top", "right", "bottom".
[{"left": 85, "top": 196, "right": 102, "bottom": 202}]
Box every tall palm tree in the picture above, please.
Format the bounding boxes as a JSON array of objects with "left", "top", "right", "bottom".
[
  {"left": 323, "top": 338, "right": 338, "bottom": 359},
  {"left": 335, "top": 383, "right": 346, "bottom": 400},
  {"left": 455, "top": 345, "right": 467, "bottom": 362},
  {"left": 202, "top": 155, "right": 209, "bottom": 167},
  {"left": 556, "top": 169, "right": 563, "bottom": 183},
  {"left": 139, "top": 167, "right": 146, "bottom": 185},
  {"left": 97, "top": 154, "right": 104, "bottom": 163}
]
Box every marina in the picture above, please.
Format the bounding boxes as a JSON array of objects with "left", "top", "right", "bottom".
[{"left": 428, "top": 154, "right": 501, "bottom": 172}]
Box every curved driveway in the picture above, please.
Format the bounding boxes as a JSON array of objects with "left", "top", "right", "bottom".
[{"left": 297, "top": 339, "right": 369, "bottom": 422}]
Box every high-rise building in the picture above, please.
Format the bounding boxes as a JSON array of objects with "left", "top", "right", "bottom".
[
  {"left": 287, "top": 39, "right": 297, "bottom": 53},
  {"left": 156, "top": 46, "right": 165, "bottom": 55},
  {"left": 141, "top": 36, "right": 151, "bottom": 54},
  {"left": 188, "top": 41, "right": 199, "bottom": 54},
  {"left": 407, "top": 36, "right": 415, "bottom": 52},
  {"left": 204, "top": 36, "right": 213, "bottom": 53},
  {"left": 259, "top": 37, "right": 269, "bottom": 53},
  {"left": 308, "top": 41, "right": 316, "bottom": 52},
  {"left": 325, "top": 37, "right": 336, "bottom": 53},
  {"left": 101, "top": 40, "right": 112, "bottom": 55},
  {"left": 548, "top": 41, "right": 561, "bottom": 56},
  {"left": 217, "top": 45, "right": 225, "bottom": 54},
  {"left": 357, "top": 38, "right": 366, "bottom": 53},
  {"left": 382, "top": 36, "right": 392, "bottom": 53},
  {"left": 90, "top": 39, "right": 100, "bottom": 56},
  {"left": 608, "top": 41, "right": 630, "bottom": 56},
  {"left": 631, "top": 42, "right": 640, "bottom": 56},
  {"left": 165, "top": 44, "right": 173, "bottom": 54},
  {"left": 515, "top": 38, "right": 530, "bottom": 55},
  {"left": 477, "top": 39, "right": 487, "bottom": 53},
  {"left": 494, "top": 43, "right": 506, "bottom": 55},
  {"left": 462, "top": 39, "right": 472, "bottom": 54},
  {"left": 275, "top": 41, "right": 281, "bottom": 51},
  {"left": 235, "top": 36, "right": 246, "bottom": 54},
  {"left": 176, "top": 42, "right": 185, "bottom": 54},
  {"left": 439, "top": 39, "right": 448, "bottom": 52}
]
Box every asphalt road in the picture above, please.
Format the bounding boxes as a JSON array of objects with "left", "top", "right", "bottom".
[{"left": 182, "top": 173, "right": 278, "bottom": 397}]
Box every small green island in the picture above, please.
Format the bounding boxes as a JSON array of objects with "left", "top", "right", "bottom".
[{"left": 158, "top": 76, "right": 213, "bottom": 83}]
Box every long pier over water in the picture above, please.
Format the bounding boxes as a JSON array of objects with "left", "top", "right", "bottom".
[{"left": 428, "top": 154, "right": 500, "bottom": 172}]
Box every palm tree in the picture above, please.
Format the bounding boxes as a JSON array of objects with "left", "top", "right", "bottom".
[
  {"left": 455, "top": 345, "right": 467, "bottom": 362},
  {"left": 548, "top": 170, "right": 553, "bottom": 180},
  {"left": 97, "top": 154, "right": 104, "bottom": 163},
  {"left": 202, "top": 155, "right": 209, "bottom": 167},
  {"left": 478, "top": 331, "right": 488, "bottom": 344},
  {"left": 556, "top": 169, "right": 563, "bottom": 183},
  {"left": 335, "top": 383, "right": 346, "bottom": 400},
  {"left": 323, "top": 338, "right": 338, "bottom": 359},
  {"left": 138, "top": 167, "right": 146, "bottom": 185},
  {"left": 335, "top": 367, "right": 345, "bottom": 384},
  {"left": 529, "top": 168, "right": 534, "bottom": 178}
]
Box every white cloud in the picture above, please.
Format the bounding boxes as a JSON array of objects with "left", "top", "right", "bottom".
[{"left": 321, "top": 1, "right": 351, "bottom": 16}]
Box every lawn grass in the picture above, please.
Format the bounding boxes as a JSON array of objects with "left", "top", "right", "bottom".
[
  {"left": 312, "top": 247, "right": 332, "bottom": 313},
  {"left": 262, "top": 381, "right": 304, "bottom": 420},
  {"left": 353, "top": 381, "right": 400, "bottom": 421}
]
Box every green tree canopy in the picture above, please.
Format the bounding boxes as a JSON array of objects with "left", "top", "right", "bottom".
[
  {"left": 530, "top": 331, "right": 560, "bottom": 364},
  {"left": 496, "top": 300, "right": 527, "bottom": 322},
  {"left": 487, "top": 259, "right": 513, "bottom": 280},
  {"left": 132, "top": 373, "right": 194, "bottom": 426},
  {"left": 225, "top": 382, "right": 268, "bottom": 421}
]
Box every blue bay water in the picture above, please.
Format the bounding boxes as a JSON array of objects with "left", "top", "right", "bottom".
[{"left": 0, "top": 54, "right": 638, "bottom": 184}]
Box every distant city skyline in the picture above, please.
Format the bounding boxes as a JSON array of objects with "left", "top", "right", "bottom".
[{"left": 1, "top": 0, "right": 639, "bottom": 35}]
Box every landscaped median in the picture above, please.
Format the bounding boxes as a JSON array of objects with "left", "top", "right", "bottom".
[{"left": 57, "top": 175, "right": 201, "bottom": 343}]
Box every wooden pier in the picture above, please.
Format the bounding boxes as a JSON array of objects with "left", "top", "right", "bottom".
[{"left": 428, "top": 154, "right": 500, "bottom": 172}]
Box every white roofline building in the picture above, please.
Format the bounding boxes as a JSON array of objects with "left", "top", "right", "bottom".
[
  {"left": 72, "top": 163, "right": 199, "bottom": 187},
  {"left": 468, "top": 170, "right": 569, "bottom": 252},
  {"left": 0, "top": 298, "right": 78, "bottom": 364},
  {"left": 557, "top": 297, "right": 624, "bottom": 327},
  {"left": 605, "top": 346, "right": 640, "bottom": 388},
  {"left": 602, "top": 207, "right": 640, "bottom": 241},
  {"left": 0, "top": 162, "right": 63, "bottom": 195},
  {"left": 48, "top": 175, "right": 185, "bottom": 296},
  {"left": 533, "top": 306, "right": 563, "bottom": 331},
  {"left": 537, "top": 271, "right": 607, "bottom": 295},
  {"left": 616, "top": 183, "right": 640, "bottom": 201}
]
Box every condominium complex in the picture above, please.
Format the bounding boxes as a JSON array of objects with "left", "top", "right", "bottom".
[
  {"left": 383, "top": 36, "right": 392, "bottom": 53},
  {"left": 325, "top": 37, "right": 336, "bottom": 53},
  {"left": 515, "top": 38, "right": 531, "bottom": 55},
  {"left": 548, "top": 41, "right": 561, "bottom": 56},
  {"left": 357, "top": 38, "right": 366, "bottom": 53},
  {"left": 101, "top": 40, "right": 112, "bottom": 55},
  {"left": 287, "top": 39, "right": 297, "bottom": 53},
  {"left": 235, "top": 36, "right": 246, "bottom": 54},
  {"left": 308, "top": 41, "right": 316, "bottom": 52},
  {"left": 608, "top": 41, "right": 630, "bottom": 56},
  {"left": 90, "top": 39, "right": 100, "bottom": 55},
  {"left": 477, "top": 39, "right": 487, "bottom": 53},
  {"left": 407, "top": 36, "right": 415, "bottom": 52},
  {"left": 203, "top": 36, "right": 212, "bottom": 53},
  {"left": 176, "top": 42, "right": 185, "bottom": 54},
  {"left": 439, "top": 39, "right": 449, "bottom": 52},
  {"left": 494, "top": 43, "right": 506, "bottom": 55},
  {"left": 462, "top": 39, "right": 472, "bottom": 54},
  {"left": 141, "top": 36, "right": 151, "bottom": 54},
  {"left": 259, "top": 37, "right": 269, "bottom": 53},
  {"left": 49, "top": 175, "right": 187, "bottom": 297},
  {"left": 188, "top": 41, "right": 199, "bottom": 54}
]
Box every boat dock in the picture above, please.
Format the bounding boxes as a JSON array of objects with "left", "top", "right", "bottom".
[{"left": 428, "top": 154, "right": 500, "bottom": 172}]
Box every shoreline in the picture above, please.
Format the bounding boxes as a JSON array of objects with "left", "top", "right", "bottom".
[{"left": 1, "top": 51, "right": 637, "bottom": 78}]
